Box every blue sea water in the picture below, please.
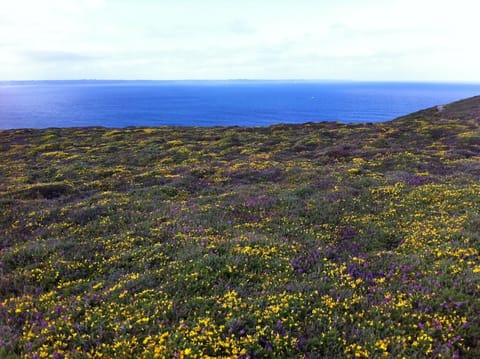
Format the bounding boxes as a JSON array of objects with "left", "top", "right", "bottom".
[{"left": 1, "top": 80, "right": 480, "bottom": 129}]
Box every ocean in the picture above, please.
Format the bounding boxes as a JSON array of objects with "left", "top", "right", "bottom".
[{"left": 1, "top": 80, "right": 480, "bottom": 129}]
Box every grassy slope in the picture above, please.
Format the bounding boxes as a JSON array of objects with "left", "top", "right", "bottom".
[{"left": 0, "top": 97, "right": 479, "bottom": 358}]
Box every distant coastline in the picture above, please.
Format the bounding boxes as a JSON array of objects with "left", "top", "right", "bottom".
[{"left": 3, "top": 79, "right": 480, "bottom": 85}]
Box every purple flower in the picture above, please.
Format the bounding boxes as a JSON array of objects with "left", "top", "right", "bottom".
[
  {"left": 259, "top": 337, "right": 273, "bottom": 351},
  {"left": 54, "top": 305, "right": 63, "bottom": 315}
]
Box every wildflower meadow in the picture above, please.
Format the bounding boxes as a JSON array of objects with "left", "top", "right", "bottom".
[{"left": 1, "top": 96, "right": 479, "bottom": 358}]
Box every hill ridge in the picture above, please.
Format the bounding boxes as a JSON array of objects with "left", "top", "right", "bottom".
[{"left": 393, "top": 95, "right": 480, "bottom": 123}]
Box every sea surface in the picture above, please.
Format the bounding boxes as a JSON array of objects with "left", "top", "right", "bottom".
[{"left": 1, "top": 80, "right": 480, "bottom": 129}]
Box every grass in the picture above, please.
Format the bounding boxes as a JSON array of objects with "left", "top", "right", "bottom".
[{"left": 0, "top": 96, "right": 479, "bottom": 358}]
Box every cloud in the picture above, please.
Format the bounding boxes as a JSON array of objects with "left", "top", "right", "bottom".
[
  {"left": 228, "top": 19, "right": 256, "bottom": 35},
  {"left": 22, "top": 51, "right": 96, "bottom": 63},
  {"left": 0, "top": 0, "right": 480, "bottom": 81}
]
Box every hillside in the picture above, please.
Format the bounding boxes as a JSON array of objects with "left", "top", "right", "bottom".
[{"left": 1, "top": 97, "right": 479, "bottom": 358}]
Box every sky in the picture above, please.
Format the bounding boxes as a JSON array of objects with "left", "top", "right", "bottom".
[{"left": 0, "top": 0, "right": 479, "bottom": 82}]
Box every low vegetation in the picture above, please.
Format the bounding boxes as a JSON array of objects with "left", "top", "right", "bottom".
[{"left": 1, "top": 96, "right": 479, "bottom": 358}]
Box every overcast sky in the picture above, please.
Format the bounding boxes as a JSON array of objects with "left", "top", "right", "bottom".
[{"left": 1, "top": 0, "right": 479, "bottom": 81}]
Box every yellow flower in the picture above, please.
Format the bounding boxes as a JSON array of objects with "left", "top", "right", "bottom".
[{"left": 352, "top": 157, "right": 366, "bottom": 165}]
